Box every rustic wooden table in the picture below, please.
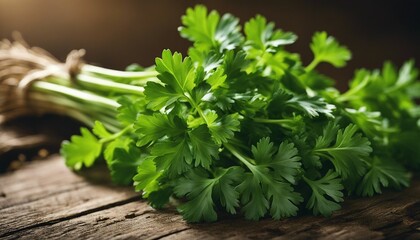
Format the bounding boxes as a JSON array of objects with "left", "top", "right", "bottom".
[{"left": 0, "top": 154, "right": 419, "bottom": 239}]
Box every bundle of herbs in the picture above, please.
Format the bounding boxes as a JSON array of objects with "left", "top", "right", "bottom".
[{"left": 0, "top": 5, "right": 419, "bottom": 222}]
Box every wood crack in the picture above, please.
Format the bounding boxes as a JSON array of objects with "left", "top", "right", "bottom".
[
  {"left": 0, "top": 181, "right": 88, "bottom": 210},
  {"left": 149, "top": 227, "right": 191, "bottom": 240},
  {"left": 0, "top": 195, "right": 141, "bottom": 238}
]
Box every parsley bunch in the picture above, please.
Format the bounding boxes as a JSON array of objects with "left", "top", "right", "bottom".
[{"left": 61, "top": 5, "right": 419, "bottom": 222}]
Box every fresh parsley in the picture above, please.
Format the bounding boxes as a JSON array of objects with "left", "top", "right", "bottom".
[{"left": 28, "top": 5, "right": 417, "bottom": 222}]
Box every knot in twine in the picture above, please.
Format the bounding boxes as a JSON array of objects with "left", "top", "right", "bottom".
[
  {"left": 16, "top": 49, "right": 86, "bottom": 105},
  {"left": 65, "top": 49, "right": 86, "bottom": 81}
]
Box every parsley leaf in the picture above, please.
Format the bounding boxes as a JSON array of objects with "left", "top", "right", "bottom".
[
  {"left": 92, "top": 121, "right": 112, "bottom": 138},
  {"left": 174, "top": 167, "right": 243, "bottom": 222},
  {"left": 179, "top": 5, "right": 219, "bottom": 51},
  {"left": 151, "top": 139, "right": 192, "bottom": 177},
  {"left": 357, "top": 157, "right": 410, "bottom": 196},
  {"left": 135, "top": 113, "right": 186, "bottom": 146},
  {"left": 251, "top": 138, "right": 302, "bottom": 184},
  {"left": 109, "top": 147, "right": 144, "bottom": 185},
  {"left": 188, "top": 125, "right": 220, "bottom": 169},
  {"left": 145, "top": 50, "right": 195, "bottom": 110},
  {"left": 307, "top": 31, "right": 351, "bottom": 71},
  {"left": 61, "top": 127, "right": 102, "bottom": 170},
  {"left": 244, "top": 15, "right": 297, "bottom": 52},
  {"left": 207, "top": 112, "right": 241, "bottom": 144},
  {"left": 313, "top": 123, "right": 372, "bottom": 179},
  {"left": 174, "top": 169, "right": 218, "bottom": 222},
  {"left": 103, "top": 137, "right": 131, "bottom": 164},
  {"left": 304, "top": 170, "right": 344, "bottom": 216},
  {"left": 116, "top": 96, "right": 145, "bottom": 125},
  {"left": 180, "top": 5, "right": 242, "bottom": 53},
  {"left": 133, "top": 156, "right": 162, "bottom": 197},
  {"left": 231, "top": 138, "right": 303, "bottom": 220},
  {"left": 269, "top": 90, "right": 335, "bottom": 118}
]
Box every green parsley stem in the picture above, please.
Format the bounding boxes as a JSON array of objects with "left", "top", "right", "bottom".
[
  {"left": 32, "top": 81, "right": 120, "bottom": 110},
  {"left": 185, "top": 92, "right": 210, "bottom": 126},
  {"left": 305, "top": 58, "right": 320, "bottom": 72},
  {"left": 82, "top": 64, "right": 158, "bottom": 79},
  {"left": 76, "top": 74, "right": 145, "bottom": 96},
  {"left": 223, "top": 143, "right": 255, "bottom": 169},
  {"left": 99, "top": 124, "right": 133, "bottom": 144},
  {"left": 336, "top": 75, "right": 370, "bottom": 103},
  {"left": 30, "top": 92, "right": 115, "bottom": 117},
  {"left": 253, "top": 118, "right": 295, "bottom": 125},
  {"left": 302, "top": 175, "right": 311, "bottom": 184},
  {"left": 27, "top": 92, "right": 122, "bottom": 132},
  {"left": 312, "top": 151, "right": 332, "bottom": 161},
  {"left": 30, "top": 80, "right": 124, "bottom": 132},
  {"left": 314, "top": 147, "right": 358, "bottom": 153},
  {"left": 302, "top": 175, "right": 317, "bottom": 187}
]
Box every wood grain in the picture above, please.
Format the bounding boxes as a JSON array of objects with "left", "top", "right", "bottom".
[{"left": 0, "top": 155, "right": 419, "bottom": 240}]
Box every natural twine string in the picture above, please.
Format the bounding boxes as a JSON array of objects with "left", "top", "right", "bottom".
[
  {"left": 0, "top": 33, "right": 85, "bottom": 121},
  {"left": 66, "top": 49, "right": 86, "bottom": 81},
  {"left": 16, "top": 50, "right": 85, "bottom": 104}
]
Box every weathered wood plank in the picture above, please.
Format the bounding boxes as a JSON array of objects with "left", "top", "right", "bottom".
[
  {"left": 0, "top": 155, "right": 419, "bottom": 239},
  {"left": 3, "top": 202, "right": 188, "bottom": 240},
  {"left": 0, "top": 157, "right": 87, "bottom": 209},
  {"left": 0, "top": 155, "right": 139, "bottom": 237}
]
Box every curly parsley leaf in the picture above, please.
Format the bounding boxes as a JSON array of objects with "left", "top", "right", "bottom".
[
  {"left": 151, "top": 139, "right": 192, "bottom": 177},
  {"left": 251, "top": 137, "right": 302, "bottom": 184},
  {"left": 133, "top": 156, "right": 162, "bottom": 198},
  {"left": 304, "top": 170, "right": 344, "bottom": 216},
  {"left": 61, "top": 127, "right": 102, "bottom": 170},
  {"left": 145, "top": 50, "right": 195, "bottom": 110},
  {"left": 116, "top": 96, "right": 145, "bottom": 125},
  {"left": 244, "top": 15, "right": 297, "bottom": 52},
  {"left": 269, "top": 90, "right": 335, "bottom": 118},
  {"left": 343, "top": 107, "right": 391, "bottom": 141},
  {"left": 92, "top": 121, "right": 112, "bottom": 138},
  {"left": 109, "top": 147, "right": 144, "bottom": 185},
  {"left": 234, "top": 138, "right": 303, "bottom": 220},
  {"left": 286, "top": 96, "right": 335, "bottom": 118},
  {"left": 174, "top": 167, "right": 243, "bottom": 222},
  {"left": 207, "top": 112, "right": 241, "bottom": 144},
  {"left": 188, "top": 125, "right": 220, "bottom": 169},
  {"left": 357, "top": 157, "right": 410, "bottom": 196},
  {"left": 308, "top": 31, "right": 351, "bottom": 70},
  {"left": 135, "top": 113, "right": 186, "bottom": 146},
  {"left": 180, "top": 5, "right": 242, "bottom": 53},
  {"left": 313, "top": 123, "right": 372, "bottom": 179},
  {"left": 104, "top": 137, "right": 131, "bottom": 164}
]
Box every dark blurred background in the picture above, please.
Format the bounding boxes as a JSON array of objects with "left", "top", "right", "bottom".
[{"left": 1, "top": 0, "right": 420, "bottom": 88}]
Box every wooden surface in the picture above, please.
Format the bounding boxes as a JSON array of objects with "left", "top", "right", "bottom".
[{"left": 0, "top": 155, "right": 419, "bottom": 240}]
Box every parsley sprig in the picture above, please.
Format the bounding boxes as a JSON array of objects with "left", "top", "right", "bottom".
[{"left": 24, "top": 5, "right": 417, "bottom": 222}]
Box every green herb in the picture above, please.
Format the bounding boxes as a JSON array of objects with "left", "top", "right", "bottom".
[{"left": 1, "top": 5, "right": 418, "bottom": 223}]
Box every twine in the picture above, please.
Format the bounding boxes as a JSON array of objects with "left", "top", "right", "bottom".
[
  {"left": 16, "top": 49, "right": 85, "bottom": 103},
  {"left": 66, "top": 49, "right": 86, "bottom": 81},
  {"left": 0, "top": 33, "right": 86, "bottom": 115}
]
